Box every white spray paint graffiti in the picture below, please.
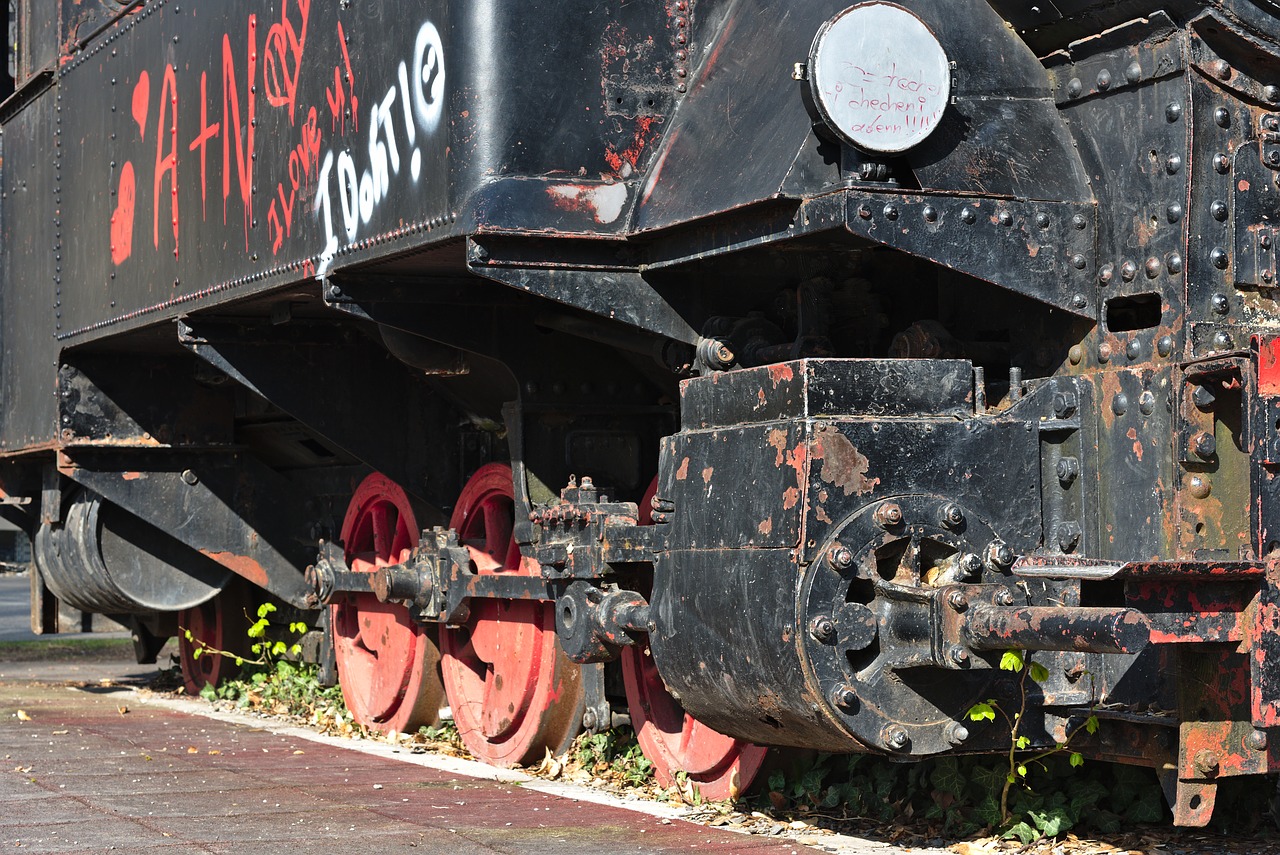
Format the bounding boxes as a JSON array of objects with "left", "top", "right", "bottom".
[{"left": 315, "top": 20, "right": 445, "bottom": 275}]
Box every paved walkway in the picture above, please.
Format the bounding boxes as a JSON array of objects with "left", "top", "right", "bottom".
[{"left": 1, "top": 678, "right": 850, "bottom": 855}]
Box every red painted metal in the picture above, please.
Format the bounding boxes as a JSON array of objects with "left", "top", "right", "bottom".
[
  {"left": 1256, "top": 335, "right": 1280, "bottom": 396},
  {"left": 331, "top": 473, "right": 444, "bottom": 733},
  {"left": 439, "top": 463, "right": 584, "bottom": 766},
  {"left": 621, "top": 478, "right": 768, "bottom": 800},
  {"left": 177, "top": 578, "right": 251, "bottom": 696}
]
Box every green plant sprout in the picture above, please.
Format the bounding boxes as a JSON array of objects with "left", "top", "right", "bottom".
[{"left": 967, "top": 649, "right": 1100, "bottom": 840}]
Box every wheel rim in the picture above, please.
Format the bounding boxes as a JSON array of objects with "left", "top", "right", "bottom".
[
  {"left": 439, "top": 462, "right": 583, "bottom": 766},
  {"left": 178, "top": 578, "right": 250, "bottom": 696},
  {"left": 620, "top": 477, "right": 768, "bottom": 800},
  {"left": 332, "top": 473, "right": 444, "bottom": 733}
]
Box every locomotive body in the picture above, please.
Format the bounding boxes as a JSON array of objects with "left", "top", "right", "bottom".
[{"left": 6, "top": 0, "right": 1280, "bottom": 825}]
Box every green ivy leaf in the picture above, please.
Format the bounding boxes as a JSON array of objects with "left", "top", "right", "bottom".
[
  {"left": 931, "top": 757, "right": 965, "bottom": 796},
  {"left": 1069, "top": 752, "right": 1084, "bottom": 768},
  {"left": 1085, "top": 715, "right": 1100, "bottom": 734},
  {"left": 1016, "top": 764, "right": 1028, "bottom": 778},
  {"left": 1028, "top": 662, "right": 1050, "bottom": 683},
  {"left": 974, "top": 794, "right": 1003, "bottom": 827},
  {"left": 1028, "top": 807, "right": 1069, "bottom": 837},
  {"left": 1000, "top": 650, "right": 1025, "bottom": 672},
  {"left": 1015, "top": 735, "right": 1031, "bottom": 750},
  {"left": 199, "top": 683, "right": 217, "bottom": 701},
  {"left": 1003, "top": 821, "right": 1040, "bottom": 844},
  {"left": 257, "top": 602, "right": 277, "bottom": 619},
  {"left": 971, "top": 765, "right": 1005, "bottom": 793},
  {"left": 968, "top": 701, "right": 996, "bottom": 722}
]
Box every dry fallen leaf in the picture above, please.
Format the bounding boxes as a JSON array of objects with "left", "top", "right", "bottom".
[
  {"left": 50, "top": 730, "right": 68, "bottom": 736},
  {"left": 186, "top": 747, "right": 198, "bottom": 754},
  {"left": 16, "top": 710, "right": 32, "bottom": 722},
  {"left": 117, "top": 705, "right": 129, "bottom": 715},
  {"left": 292, "top": 750, "right": 304, "bottom": 755},
  {"left": 208, "top": 750, "right": 221, "bottom": 755}
]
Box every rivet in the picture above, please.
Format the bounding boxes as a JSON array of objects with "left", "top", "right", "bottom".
[
  {"left": 1072, "top": 214, "right": 1087, "bottom": 230},
  {"left": 1188, "top": 475, "right": 1211, "bottom": 499},
  {"left": 1165, "top": 102, "right": 1182, "bottom": 122},
  {"left": 1165, "top": 155, "right": 1183, "bottom": 174},
  {"left": 1096, "top": 68, "right": 1112, "bottom": 90},
  {"left": 1036, "top": 212, "right": 1050, "bottom": 229},
  {"left": 1099, "top": 343, "right": 1112, "bottom": 363},
  {"left": 1157, "top": 335, "right": 1173, "bottom": 357},
  {"left": 1120, "top": 260, "right": 1138, "bottom": 281},
  {"left": 960, "top": 207, "right": 977, "bottom": 224},
  {"left": 1125, "top": 61, "right": 1142, "bottom": 84},
  {"left": 1112, "top": 393, "right": 1129, "bottom": 415},
  {"left": 1212, "top": 293, "right": 1230, "bottom": 314},
  {"left": 1067, "top": 78, "right": 1083, "bottom": 99},
  {"left": 1139, "top": 390, "right": 1155, "bottom": 414},
  {"left": 1265, "top": 270, "right": 1275, "bottom": 284},
  {"left": 1126, "top": 339, "right": 1142, "bottom": 360},
  {"left": 1072, "top": 294, "right": 1088, "bottom": 309},
  {"left": 1071, "top": 255, "right": 1087, "bottom": 270},
  {"left": 1168, "top": 254, "right": 1183, "bottom": 274},
  {"left": 1145, "top": 257, "right": 1162, "bottom": 278},
  {"left": 1068, "top": 345, "right": 1084, "bottom": 365},
  {"left": 998, "top": 210, "right": 1013, "bottom": 226},
  {"left": 1213, "top": 331, "right": 1233, "bottom": 350},
  {"left": 883, "top": 204, "right": 899, "bottom": 220},
  {"left": 923, "top": 205, "right": 938, "bottom": 223},
  {"left": 1247, "top": 730, "right": 1268, "bottom": 751},
  {"left": 1167, "top": 203, "right": 1183, "bottom": 223},
  {"left": 1215, "top": 106, "right": 1231, "bottom": 128},
  {"left": 1267, "top": 85, "right": 1280, "bottom": 103},
  {"left": 858, "top": 204, "right": 872, "bottom": 219},
  {"left": 1099, "top": 263, "right": 1115, "bottom": 285},
  {"left": 1212, "top": 59, "right": 1232, "bottom": 80},
  {"left": 1211, "top": 200, "right": 1228, "bottom": 221},
  {"left": 1214, "top": 154, "right": 1230, "bottom": 174},
  {"left": 1211, "top": 248, "right": 1229, "bottom": 269}
]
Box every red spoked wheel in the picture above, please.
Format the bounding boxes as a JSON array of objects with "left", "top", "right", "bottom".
[
  {"left": 331, "top": 473, "right": 445, "bottom": 733},
  {"left": 178, "top": 577, "right": 252, "bottom": 696},
  {"left": 620, "top": 478, "right": 769, "bottom": 801},
  {"left": 439, "top": 462, "right": 584, "bottom": 766}
]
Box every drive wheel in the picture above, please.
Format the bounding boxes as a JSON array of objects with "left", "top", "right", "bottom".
[
  {"left": 621, "top": 477, "right": 768, "bottom": 800},
  {"left": 439, "top": 463, "right": 584, "bottom": 766},
  {"left": 178, "top": 577, "right": 252, "bottom": 696},
  {"left": 332, "top": 473, "right": 444, "bottom": 733}
]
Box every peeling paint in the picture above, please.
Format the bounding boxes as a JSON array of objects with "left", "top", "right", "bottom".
[
  {"left": 676, "top": 457, "right": 690, "bottom": 481},
  {"left": 811, "top": 429, "right": 878, "bottom": 497}
]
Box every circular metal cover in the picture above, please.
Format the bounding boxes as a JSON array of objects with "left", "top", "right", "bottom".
[{"left": 808, "top": 3, "right": 950, "bottom": 153}]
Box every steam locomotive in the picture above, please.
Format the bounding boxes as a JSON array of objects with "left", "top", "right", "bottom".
[{"left": 6, "top": 0, "right": 1280, "bottom": 825}]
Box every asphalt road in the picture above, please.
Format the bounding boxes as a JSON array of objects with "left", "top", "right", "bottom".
[{"left": 0, "top": 571, "right": 130, "bottom": 642}]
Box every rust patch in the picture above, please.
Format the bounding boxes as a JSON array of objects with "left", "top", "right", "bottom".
[
  {"left": 782, "top": 487, "right": 799, "bottom": 510},
  {"left": 702, "top": 466, "right": 714, "bottom": 484},
  {"left": 758, "top": 518, "right": 773, "bottom": 536},
  {"left": 811, "top": 429, "right": 879, "bottom": 497},
  {"left": 767, "top": 429, "right": 787, "bottom": 467},
  {"left": 767, "top": 363, "right": 794, "bottom": 388},
  {"left": 199, "top": 551, "right": 270, "bottom": 588},
  {"left": 1240, "top": 179, "right": 1252, "bottom": 193},
  {"left": 676, "top": 457, "right": 690, "bottom": 480},
  {"left": 814, "top": 505, "right": 831, "bottom": 524},
  {"left": 122, "top": 471, "right": 144, "bottom": 481},
  {"left": 1126, "top": 427, "right": 1143, "bottom": 462}
]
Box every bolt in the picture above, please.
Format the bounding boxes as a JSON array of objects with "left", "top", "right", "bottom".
[
  {"left": 948, "top": 590, "right": 969, "bottom": 611},
  {"left": 1193, "top": 750, "right": 1220, "bottom": 777},
  {"left": 1247, "top": 730, "right": 1268, "bottom": 751},
  {"left": 832, "top": 685, "right": 858, "bottom": 711},
  {"left": 827, "top": 545, "right": 854, "bottom": 570},
  {"left": 181, "top": 469, "right": 198, "bottom": 486},
  {"left": 874, "top": 502, "right": 904, "bottom": 528},
  {"left": 809, "top": 615, "right": 836, "bottom": 643},
  {"left": 882, "top": 725, "right": 909, "bottom": 751},
  {"left": 987, "top": 540, "right": 1016, "bottom": 568},
  {"left": 1056, "top": 457, "right": 1080, "bottom": 485},
  {"left": 1057, "top": 521, "right": 1083, "bottom": 553},
  {"left": 941, "top": 503, "right": 965, "bottom": 528},
  {"left": 960, "top": 553, "right": 984, "bottom": 578},
  {"left": 946, "top": 722, "right": 970, "bottom": 745},
  {"left": 996, "top": 589, "right": 1016, "bottom": 606},
  {"left": 949, "top": 646, "right": 971, "bottom": 667},
  {"left": 1192, "top": 431, "right": 1217, "bottom": 459},
  {"left": 1192, "top": 384, "right": 1216, "bottom": 409},
  {"left": 582, "top": 709, "right": 599, "bottom": 731},
  {"left": 1053, "top": 391, "right": 1078, "bottom": 418}
]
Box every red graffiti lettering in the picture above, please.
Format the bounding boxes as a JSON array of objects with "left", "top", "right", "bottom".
[
  {"left": 153, "top": 65, "right": 179, "bottom": 256},
  {"left": 325, "top": 21, "right": 358, "bottom": 133},
  {"left": 131, "top": 71, "right": 150, "bottom": 138},
  {"left": 110, "top": 161, "right": 136, "bottom": 265},
  {"left": 267, "top": 106, "right": 322, "bottom": 255},
  {"left": 188, "top": 71, "right": 221, "bottom": 220},
  {"left": 262, "top": 0, "right": 311, "bottom": 124},
  {"left": 222, "top": 17, "right": 258, "bottom": 249}
]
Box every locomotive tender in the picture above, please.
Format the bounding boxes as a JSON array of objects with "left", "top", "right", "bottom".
[{"left": 8, "top": 0, "right": 1280, "bottom": 825}]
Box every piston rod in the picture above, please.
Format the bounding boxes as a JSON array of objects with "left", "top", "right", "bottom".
[{"left": 963, "top": 605, "right": 1151, "bottom": 654}]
